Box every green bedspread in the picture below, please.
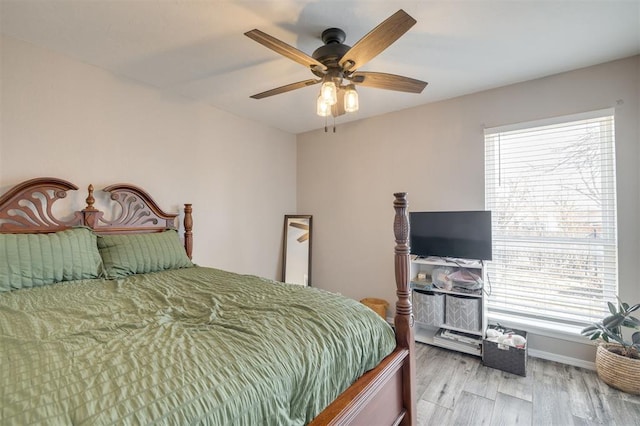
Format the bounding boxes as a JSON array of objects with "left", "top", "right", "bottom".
[{"left": 0, "top": 266, "right": 395, "bottom": 425}]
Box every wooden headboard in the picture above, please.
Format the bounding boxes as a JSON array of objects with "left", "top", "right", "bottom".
[
  {"left": 0, "top": 177, "right": 83, "bottom": 233},
  {"left": 0, "top": 177, "right": 193, "bottom": 259}
]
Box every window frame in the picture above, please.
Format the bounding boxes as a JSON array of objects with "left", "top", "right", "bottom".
[{"left": 484, "top": 109, "right": 618, "bottom": 331}]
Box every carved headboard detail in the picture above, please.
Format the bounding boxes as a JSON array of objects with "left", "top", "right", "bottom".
[
  {"left": 0, "top": 178, "right": 193, "bottom": 259},
  {"left": 0, "top": 177, "right": 83, "bottom": 233},
  {"left": 83, "top": 184, "right": 177, "bottom": 231},
  {"left": 83, "top": 183, "right": 193, "bottom": 259}
]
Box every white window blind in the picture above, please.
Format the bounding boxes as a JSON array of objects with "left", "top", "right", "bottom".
[{"left": 484, "top": 110, "right": 617, "bottom": 327}]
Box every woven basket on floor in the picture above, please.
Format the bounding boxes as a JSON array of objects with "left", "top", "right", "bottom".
[
  {"left": 595, "top": 344, "right": 640, "bottom": 395},
  {"left": 360, "top": 298, "right": 389, "bottom": 318}
]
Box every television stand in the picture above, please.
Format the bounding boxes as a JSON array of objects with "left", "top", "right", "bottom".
[{"left": 410, "top": 255, "right": 487, "bottom": 356}]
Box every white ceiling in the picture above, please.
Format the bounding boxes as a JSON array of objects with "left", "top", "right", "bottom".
[{"left": 1, "top": 1, "right": 639, "bottom": 134}]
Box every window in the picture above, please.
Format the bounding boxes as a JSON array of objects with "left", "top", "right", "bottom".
[{"left": 484, "top": 110, "right": 617, "bottom": 328}]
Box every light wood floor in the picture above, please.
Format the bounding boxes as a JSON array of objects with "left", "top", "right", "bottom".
[{"left": 414, "top": 342, "right": 640, "bottom": 425}]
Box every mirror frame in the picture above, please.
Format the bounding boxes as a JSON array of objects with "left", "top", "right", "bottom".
[{"left": 282, "top": 215, "right": 312, "bottom": 286}]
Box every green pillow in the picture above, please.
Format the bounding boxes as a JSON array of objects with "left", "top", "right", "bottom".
[
  {"left": 97, "top": 230, "right": 193, "bottom": 278},
  {"left": 0, "top": 227, "right": 103, "bottom": 292}
]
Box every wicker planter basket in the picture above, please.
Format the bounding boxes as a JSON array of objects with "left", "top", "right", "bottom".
[{"left": 595, "top": 344, "right": 640, "bottom": 395}]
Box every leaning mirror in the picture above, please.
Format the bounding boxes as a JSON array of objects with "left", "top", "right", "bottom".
[{"left": 282, "top": 215, "right": 312, "bottom": 286}]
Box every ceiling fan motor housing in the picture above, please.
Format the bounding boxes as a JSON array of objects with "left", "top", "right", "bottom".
[{"left": 312, "top": 28, "right": 351, "bottom": 74}]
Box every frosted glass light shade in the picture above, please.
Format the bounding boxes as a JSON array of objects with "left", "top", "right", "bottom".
[
  {"left": 320, "top": 80, "right": 337, "bottom": 105},
  {"left": 344, "top": 85, "right": 359, "bottom": 113},
  {"left": 316, "top": 95, "right": 331, "bottom": 117}
]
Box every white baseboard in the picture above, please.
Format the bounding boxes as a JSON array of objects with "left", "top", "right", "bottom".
[{"left": 528, "top": 348, "right": 596, "bottom": 371}]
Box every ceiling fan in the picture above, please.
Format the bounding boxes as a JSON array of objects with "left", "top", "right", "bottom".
[
  {"left": 245, "top": 9, "right": 427, "bottom": 121},
  {"left": 289, "top": 221, "right": 309, "bottom": 243}
]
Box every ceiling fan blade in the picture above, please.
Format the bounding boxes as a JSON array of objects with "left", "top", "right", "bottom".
[
  {"left": 339, "top": 9, "right": 416, "bottom": 71},
  {"left": 350, "top": 71, "right": 427, "bottom": 93},
  {"left": 245, "top": 29, "right": 327, "bottom": 71},
  {"left": 250, "top": 79, "right": 321, "bottom": 99},
  {"left": 297, "top": 233, "right": 309, "bottom": 243},
  {"left": 289, "top": 222, "right": 309, "bottom": 230}
]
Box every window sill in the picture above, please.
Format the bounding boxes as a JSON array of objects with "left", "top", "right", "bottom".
[{"left": 488, "top": 312, "right": 596, "bottom": 346}]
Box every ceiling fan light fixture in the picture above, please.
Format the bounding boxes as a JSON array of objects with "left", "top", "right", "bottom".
[
  {"left": 316, "top": 95, "right": 332, "bottom": 117},
  {"left": 344, "top": 84, "right": 359, "bottom": 113},
  {"left": 320, "top": 79, "right": 338, "bottom": 105},
  {"left": 245, "top": 9, "right": 427, "bottom": 130}
]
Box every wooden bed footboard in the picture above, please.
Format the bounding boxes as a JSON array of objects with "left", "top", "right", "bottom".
[
  {"left": 309, "top": 348, "right": 410, "bottom": 425},
  {"left": 311, "top": 192, "right": 416, "bottom": 425}
]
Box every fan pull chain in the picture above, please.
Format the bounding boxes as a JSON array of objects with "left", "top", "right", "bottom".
[{"left": 321, "top": 111, "right": 338, "bottom": 133}]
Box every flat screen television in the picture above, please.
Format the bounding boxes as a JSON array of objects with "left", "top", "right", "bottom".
[{"left": 409, "top": 211, "right": 492, "bottom": 261}]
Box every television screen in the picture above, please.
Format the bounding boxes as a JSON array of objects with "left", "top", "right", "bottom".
[{"left": 409, "top": 211, "right": 492, "bottom": 261}]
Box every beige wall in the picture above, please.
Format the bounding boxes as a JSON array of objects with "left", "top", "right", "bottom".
[
  {"left": 297, "top": 56, "right": 640, "bottom": 363},
  {"left": 0, "top": 35, "right": 297, "bottom": 279}
]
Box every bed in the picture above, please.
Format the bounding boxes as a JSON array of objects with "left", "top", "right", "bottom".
[{"left": 0, "top": 177, "right": 415, "bottom": 425}]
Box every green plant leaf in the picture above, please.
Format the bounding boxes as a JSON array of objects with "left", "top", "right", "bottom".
[
  {"left": 582, "top": 299, "right": 640, "bottom": 347},
  {"left": 602, "top": 314, "right": 625, "bottom": 329},
  {"left": 594, "top": 323, "right": 613, "bottom": 335}
]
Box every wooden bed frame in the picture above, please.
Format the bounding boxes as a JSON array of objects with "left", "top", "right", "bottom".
[{"left": 0, "top": 177, "right": 415, "bottom": 425}]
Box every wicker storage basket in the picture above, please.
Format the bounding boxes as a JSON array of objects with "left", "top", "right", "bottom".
[
  {"left": 595, "top": 344, "right": 640, "bottom": 395},
  {"left": 360, "top": 298, "right": 389, "bottom": 318}
]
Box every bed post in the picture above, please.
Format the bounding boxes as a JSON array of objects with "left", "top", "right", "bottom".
[
  {"left": 184, "top": 204, "right": 193, "bottom": 259},
  {"left": 393, "top": 192, "right": 416, "bottom": 426},
  {"left": 82, "top": 184, "right": 103, "bottom": 229}
]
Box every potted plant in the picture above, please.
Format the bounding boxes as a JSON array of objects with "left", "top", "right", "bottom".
[{"left": 581, "top": 298, "right": 640, "bottom": 394}]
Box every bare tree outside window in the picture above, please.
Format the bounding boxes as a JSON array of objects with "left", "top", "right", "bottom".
[{"left": 485, "top": 111, "right": 617, "bottom": 326}]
